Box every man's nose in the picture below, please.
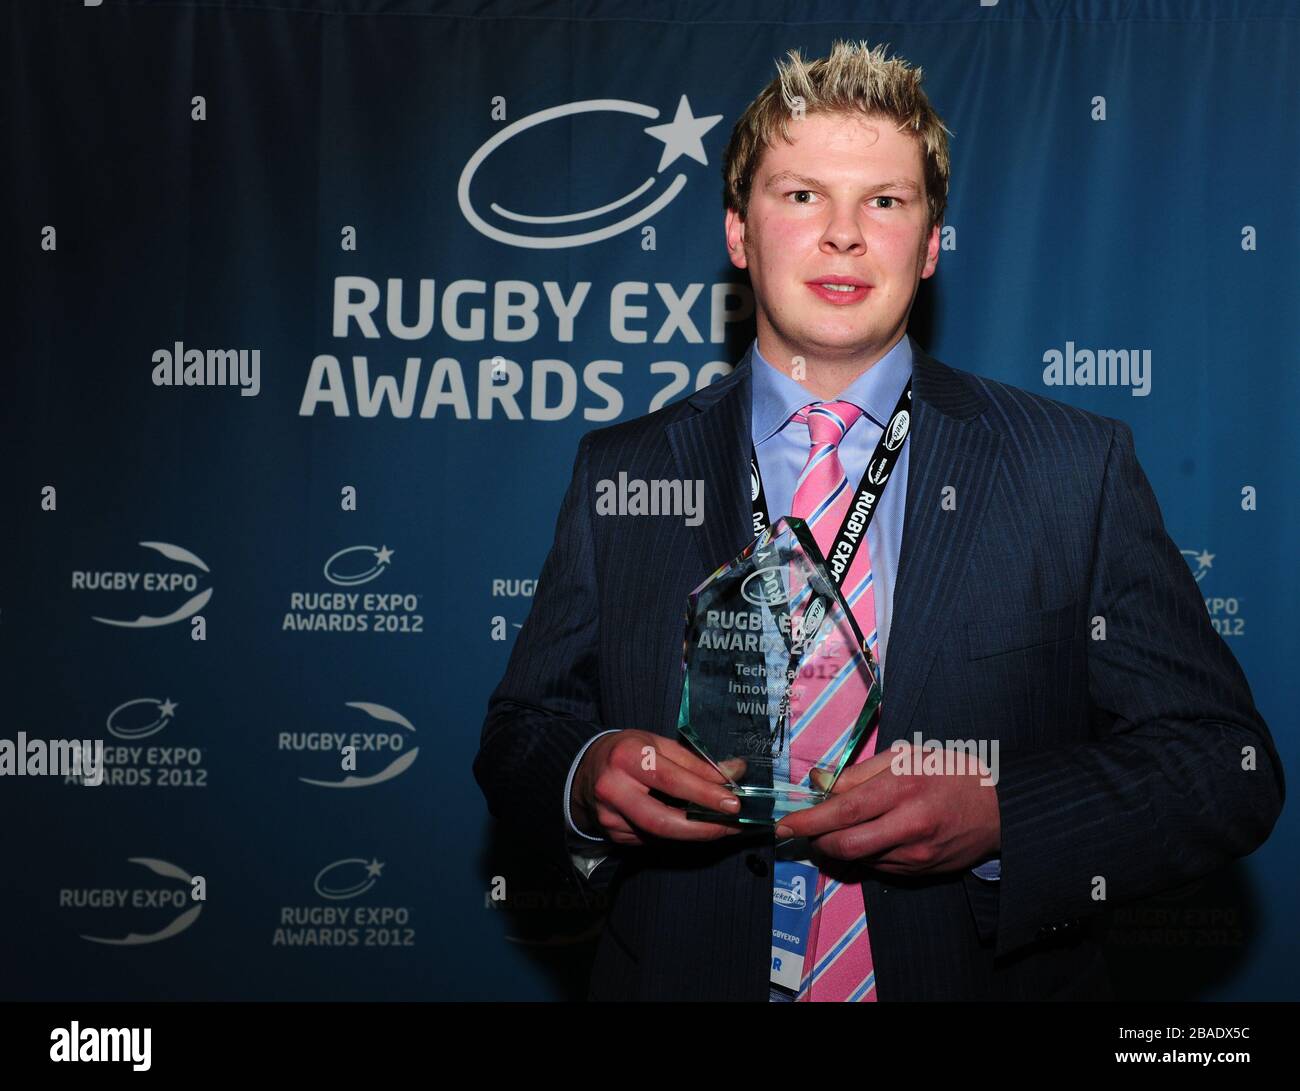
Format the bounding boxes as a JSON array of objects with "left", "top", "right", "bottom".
[{"left": 820, "top": 211, "right": 867, "bottom": 252}]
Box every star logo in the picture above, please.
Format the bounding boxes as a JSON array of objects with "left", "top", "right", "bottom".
[
  {"left": 644, "top": 95, "right": 723, "bottom": 171},
  {"left": 1180, "top": 547, "right": 1217, "bottom": 583}
]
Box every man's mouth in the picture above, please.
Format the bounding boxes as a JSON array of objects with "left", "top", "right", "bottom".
[{"left": 807, "top": 278, "right": 872, "bottom": 304}]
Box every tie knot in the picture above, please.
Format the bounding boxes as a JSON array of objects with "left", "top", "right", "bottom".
[{"left": 795, "top": 400, "right": 864, "bottom": 448}]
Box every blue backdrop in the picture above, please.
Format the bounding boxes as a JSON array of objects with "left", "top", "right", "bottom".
[{"left": 4, "top": 0, "right": 1297, "bottom": 1001}]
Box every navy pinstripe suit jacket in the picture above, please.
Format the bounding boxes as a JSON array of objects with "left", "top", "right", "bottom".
[{"left": 474, "top": 341, "right": 1284, "bottom": 1001}]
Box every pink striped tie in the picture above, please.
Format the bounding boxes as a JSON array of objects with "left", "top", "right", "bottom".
[{"left": 787, "top": 400, "right": 881, "bottom": 1003}]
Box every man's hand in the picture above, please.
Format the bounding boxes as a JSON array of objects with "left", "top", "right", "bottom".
[
  {"left": 773, "top": 744, "right": 1001, "bottom": 874},
  {"left": 571, "top": 731, "right": 744, "bottom": 845}
]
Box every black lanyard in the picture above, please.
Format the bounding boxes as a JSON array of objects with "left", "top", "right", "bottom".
[
  {"left": 745, "top": 381, "right": 910, "bottom": 738},
  {"left": 750, "top": 379, "right": 911, "bottom": 586}
]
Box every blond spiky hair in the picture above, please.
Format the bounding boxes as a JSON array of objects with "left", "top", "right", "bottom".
[{"left": 722, "top": 39, "right": 953, "bottom": 233}]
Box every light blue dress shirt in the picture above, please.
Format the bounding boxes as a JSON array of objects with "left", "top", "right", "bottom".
[{"left": 564, "top": 332, "right": 1000, "bottom": 881}]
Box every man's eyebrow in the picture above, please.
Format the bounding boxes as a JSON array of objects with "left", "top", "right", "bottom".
[{"left": 763, "top": 170, "right": 921, "bottom": 194}]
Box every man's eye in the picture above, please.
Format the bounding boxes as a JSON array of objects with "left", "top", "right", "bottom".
[
  {"left": 788, "top": 190, "right": 818, "bottom": 204},
  {"left": 872, "top": 196, "right": 902, "bottom": 209}
]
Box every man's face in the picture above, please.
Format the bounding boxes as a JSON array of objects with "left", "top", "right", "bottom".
[{"left": 725, "top": 110, "right": 940, "bottom": 368}]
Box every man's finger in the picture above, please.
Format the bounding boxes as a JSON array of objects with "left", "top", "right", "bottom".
[
  {"left": 775, "top": 772, "right": 894, "bottom": 839},
  {"left": 828, "top": 748, "right": 896, "bottom": 793},
  {"left": 615, "top": 741, "right": 743, "bottom": 815},
  {"left": 717, "top": 757, "right": 748, "bottom": 781},
  {"left": 619, "top": 787, "right": 743, "bottom": 841},
  {"left": 641, "top": 736, "right": 733, "bottom": 784},
  {"left": 641, "top": 754, "right": 743, "bottom": 816},
  {"left": 591, "top": 806, "right": 639, "bottom": 839},
  {"left": 810, "top": 806, "right": 913, "bottom": 863}
]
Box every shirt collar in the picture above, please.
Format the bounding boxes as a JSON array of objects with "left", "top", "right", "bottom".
[{"left": 750, "top": 333, "right": 914, "bottom": 444}]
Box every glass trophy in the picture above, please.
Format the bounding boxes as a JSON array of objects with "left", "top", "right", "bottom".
[{"left": 677, "top": 516, "right": 881, "bottom": 826}]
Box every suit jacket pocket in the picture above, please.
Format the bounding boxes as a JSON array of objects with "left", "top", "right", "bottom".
[
  {"left": 962, "top": 867, "right": 1000, "bottom": 945},
  {"left": 966, "top": 601, "right": 1078, "bottom": 660}
]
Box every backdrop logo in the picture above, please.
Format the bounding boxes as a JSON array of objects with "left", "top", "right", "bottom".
[
  {"left": 107, "top": 697, "right": 177, "bottom": 741},
  {"left": 71, "top": 541, "right": 212, "bottom": 628},
  {"left": 1181, "top": 547, "right": 1215, "bottom": 583},
  {"left": 82, "top": 697, "right": 207, "bottom": 790},
  {"left": 284, "top": 544, "right": 423, "bottom": 634},
  {"left": 60, "top": 857, "right": 202, "bottom": 946},
  {"left": 323, "top": 544, "right": 393, "bottom": 586},
  {"left": 315, "top": 857, "right": 384, "bottom": 900},
  {"left": 274, "top": 857, "right": 415, "bottom": 948},
  {"left": 1182, "top": 546, "right": 1245, "bottom": 638},
  {"left": 459, "top": 95, "right": 722, "bottom": 249},
  {"left": 280, "top": 701, "right": 419, "bottom": 788}
]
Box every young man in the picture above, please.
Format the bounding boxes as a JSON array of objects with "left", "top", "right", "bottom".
[{"left": 474, "top": 40, "right": 1283, "bottom": 1001}]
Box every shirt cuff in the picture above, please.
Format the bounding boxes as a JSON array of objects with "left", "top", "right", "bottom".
[
  {"left": 563, "top": 729, "right": 623, "bottom": 840},
  {"left": 970, "top": 857, "right": 1002, "bottom": 881}
]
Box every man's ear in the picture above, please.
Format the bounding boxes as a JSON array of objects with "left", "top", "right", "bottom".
[
  {"left": 920, "top": 221, "right": 941, "bottom": 279},
  {"left": 724, "top": 207, "right": 748, "bottom": 270}
]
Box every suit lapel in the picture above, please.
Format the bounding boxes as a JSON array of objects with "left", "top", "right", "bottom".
[
  {"left": 874, "top": 345, "right": 1002, "bottom": 750},
  {"left": 665, "top": 345, "right": 755, "bottom": 577},
  {"left": 664, "top": 340, "right": 1003, "bottom": 753}
]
